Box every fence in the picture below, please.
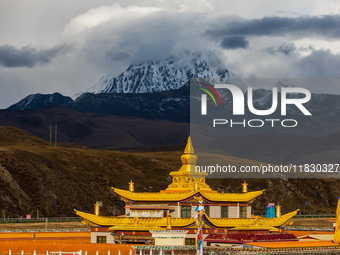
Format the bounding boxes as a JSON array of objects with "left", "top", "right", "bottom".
[
  {"left": 205, "top": 252, "right": 340, "bottom": 255},
  {"left": 3, "top": 250, "right": 132, "bottom": 255},
  {"left": 204, "top": 247, "right": 340, "bottom": 255},
  {"left": 255, "top": 214, "right": 336, "bottom": 219},
  {"left": 0, "top": 217, "right": 82, "bottom": 224},
  {"left": 3, "top": 248, "right": 340, "bottom": 255},
  {"left": 293, "top": 214, "right": 336, "bottom": 219},
  {"left": 0, "top": 215, "right": 335, "bottom": 223}
]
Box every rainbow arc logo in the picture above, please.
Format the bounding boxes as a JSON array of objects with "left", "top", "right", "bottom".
[{"left": 199, "top": 82, "right": 223, "bottom": 106}]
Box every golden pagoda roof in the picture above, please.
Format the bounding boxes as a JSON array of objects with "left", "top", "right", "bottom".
[
  {"left": 201, "top": 190, "right": 265, "bottom": 202},
  {"left": 112, "top": 187, "right": 198, "bottom": 201},
  {"left": 112, "top": 187, "right": 265, "bottom": 202},
  {"left": 75, "top": 209, "right": 298, "bottom": 229},
  {"left": 206, "top": 209, "right": 299, "bottom": 228},
  {"left": 75, "top": 209, "right": 195, "bottom": 228}
]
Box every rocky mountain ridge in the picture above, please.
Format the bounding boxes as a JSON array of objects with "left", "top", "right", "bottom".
[
  {"left": 6, "top": 51, "right": 340, "bottom": 124},
  {"left": 75, "top": 51, "right": 233, "bottom": 97}
]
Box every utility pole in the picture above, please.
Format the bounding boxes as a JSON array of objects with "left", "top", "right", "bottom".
[
  {"left": 49, "top": 124, "right": 52, "bottom": 146},
  {"left": 55, "top": 124, "right": 57, "bottom": 147}
]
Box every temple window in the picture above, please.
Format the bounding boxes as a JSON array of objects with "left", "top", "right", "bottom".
[
  {"left": 181, "top": 206, "right": 191, "bottom": 218},
  {"left": 221, "top": 206, "right": 228, "bottom": 218},
  {"left": 205, "top": 206, "right": 210, "bottom": 217},
  {"left": 240, "top": 206, "right": 247, "bottom": 218},
  {"left": 185, "top": 238, "right": 196, "bottom": 245},
  {"left": 97, "top": 236, "right": 107, "bottom": 243}
]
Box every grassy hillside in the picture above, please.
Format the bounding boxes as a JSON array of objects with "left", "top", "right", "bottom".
[
  {"left": 0, "top": 126, "right": 176, "bottom": 217},
  {"left": 0, "top": 126, "right": 339, "bottom": 218}
]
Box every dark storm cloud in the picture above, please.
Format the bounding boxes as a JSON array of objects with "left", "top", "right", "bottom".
[
  {"left": 220, "top": 35, "right": 249, "bottom": 49},
  {"left": 278, "top": 43, "right": 296, "bottom": 55},
  {"left": 265, "top": 43, "right": 296, "bottom": 55},
  {"left": 106, "top": 50, "right": 134, "bottom": 61},
  {"left": 0, "top": 44, "right": 72, "bottom": 68},
  {"left": 296, "top": 49, "right": 340, "bottom": 77},
  {"left": 298, "top": 45, "right": 316, "bottom": 52},
  {"left": 82, "top": 9, "right": 193, "bottom": 66},
  {"left": 206, "top": 15, "right": 340, "bottom": 39}
]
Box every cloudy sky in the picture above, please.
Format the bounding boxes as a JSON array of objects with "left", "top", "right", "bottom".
[{"left": 0, "top": 0, "right": 340, "bottom": 108}]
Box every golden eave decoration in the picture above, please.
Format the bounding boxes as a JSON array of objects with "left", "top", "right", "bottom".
[
  {"left": 205, "top": 209, "right": 299, "bottom": 228},
  {"left": 112, "top": 187, "right": 265, "bottom": 202},
  {"left": 74, "top": 209, "right": 299, "bottom": 229},
  {"left": 74, "top": 209, "right": 196, "bottom": 228}
]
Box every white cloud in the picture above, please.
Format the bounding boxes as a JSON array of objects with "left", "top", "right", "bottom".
[
  {"left": 1, "top": 0, "right": 340, "bottom": 108},
  {"left": 62, "top": 4, "right": 162, "bottom": 37}
]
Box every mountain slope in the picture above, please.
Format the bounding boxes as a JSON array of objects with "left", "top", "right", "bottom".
[
  {"left": 0, "top": 126, "right": 177, "bottom": 217},
  {"left": 0, "top": 105, "right": 190, "bottom": 150},
  {"left": 69, "top": 86, "right": 190, "bottom": 121},
  {"left": 0, "top": 126, "right": 339, "bottom": 217},
  {"left": 7, "top": 93, "right": 72, "bottom": 111}
]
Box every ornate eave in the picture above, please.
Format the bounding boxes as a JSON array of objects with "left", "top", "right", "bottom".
[
  {"left": 112, "top": 187, "right": 265, "bottom": 203},
  {"left": 204, "top": 210, "right": 299, "bottom": 228},
  {"left": 112, "top": 187, "right": 198, "bottom": 202},
  {"left": 75, "top": 209, "right": 299, "bottom": 230}
]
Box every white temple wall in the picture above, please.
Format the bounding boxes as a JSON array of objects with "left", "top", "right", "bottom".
[
  {"left": 228, "top": 205, "right": 239, "bottom": 218},
  {"left": 191, "top": 206, "right": 196, "bottom": 217},
  {"left": 209, "top": 206, "right": 221, "bottom": 218},
  {"left": 247, "top": 206, "right": 251, "bottom": 218},
  {"left": 171, "top": 206, "right": 180, "bottom": 218},
  {"left": 91, "top": 232, "right": 115, "bottom": 244}
]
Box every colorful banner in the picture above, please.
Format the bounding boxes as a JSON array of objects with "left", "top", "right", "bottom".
[{"left": 195, "top": 197, "right": 204, "bottom": 255}]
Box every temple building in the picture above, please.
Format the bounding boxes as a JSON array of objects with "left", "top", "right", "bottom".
[{"left": 75, "top": 137, "right": 298, "bottom": 245}]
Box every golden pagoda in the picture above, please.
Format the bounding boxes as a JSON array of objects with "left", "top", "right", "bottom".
[{"left": 75, "top": 137, "right": 298, "bottom": 244}]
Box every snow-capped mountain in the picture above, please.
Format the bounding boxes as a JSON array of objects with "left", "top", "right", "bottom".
[
  {"left": 7, "top": 93, "right": 72, "bottom": 111},
  {"left": 6, "top": 51, "right": 340, "bottom": 122},
  {"left": 73, "top": 51, "right": 233, "bottom": 99}
]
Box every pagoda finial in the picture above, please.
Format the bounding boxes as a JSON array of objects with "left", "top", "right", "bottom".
[
  {"left": 129, "top": 180, "right": 134, "bottom": 192},
  {"left": 276, "top": 203, "right": 281, "bottom": 217},
  {"left": 242, "top": 181, "right": 248, "bottom": 193},
  {"left": 184, "top": 136, "right": 194, "bottom": 154},
  {"left": 179, "top": 136, "right": 198, "bottom": 171},
  {"left": 94, "top": 201, "right": 100, "bottom": 216}
]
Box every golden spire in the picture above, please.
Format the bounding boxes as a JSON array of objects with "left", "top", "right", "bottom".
[
  {"left": 129, "top": 180, "right": 134, "bottom": 192},
  {"left": 179, "top": 136, "right": 198, "bottom": 172},
  {"left": 242, "top": 181, "right": 248, "bottom": 193},
  {"left": 276, "top": 204, "right": 281, "bottom": 217},
  {"left": 184, "top": 136, "right": 194, "bottom": 154},
  {"left": 94, "top": 201, "right": 100, "bottom": 216},
  {"left": 164, "top": 136, "right": 212, "bottom": 192}
]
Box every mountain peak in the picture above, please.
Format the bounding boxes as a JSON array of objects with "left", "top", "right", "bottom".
[
  {"left": 73, "top": 51, "right": 231, "bottom": 99},
  {"left": 7, "top": 92, "right": 73, "bottom": 111}
]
